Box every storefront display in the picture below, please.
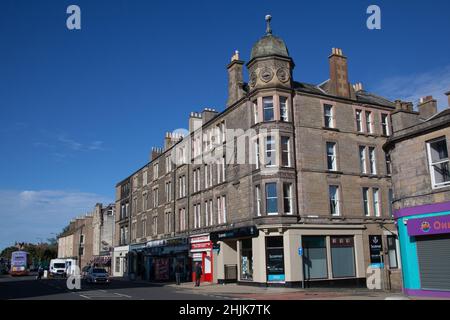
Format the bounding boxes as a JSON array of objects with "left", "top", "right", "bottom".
[
  {"left": 240, "top": 239, "right": 253, "bottom": 281},
  {"left": 330, "top": 236, "right": 355, "bottom": 278},
  {"left": 303, "top": 236, "right": 327, "bottom": 280},
  {"left": 266, "top": 236, "right": 285, "bottom": 282},
  {"left": 395, "top": 201, "right": 450, "bottom": 297},
  {"left": 190, "top": 234, "right": 213, "bottom": 282}
]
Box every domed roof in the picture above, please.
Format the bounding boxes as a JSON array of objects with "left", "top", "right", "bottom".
[{"left": 250, "top": 15, "right": 290, "bottom": 60}]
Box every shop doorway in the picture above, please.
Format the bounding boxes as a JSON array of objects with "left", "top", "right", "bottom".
[{"left": 417, "top": 234, "right": 450, "bottom": 291}]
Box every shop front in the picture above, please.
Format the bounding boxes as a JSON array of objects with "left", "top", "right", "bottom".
[
  {"left": 189, "top": 234, "right": 213, "bottom": 282},
  {"left": 112, "top": 245, "right": 129, "bottom": 277},
  {"left": 395, "top": 201, "right": 450, "bottom": 297},
  {"left": 210, "top": 226, "right": 258, "bottom": 284},
  {"left": 145, "top": 237, "right": 190, "bottom": 282},
  {"left": 128, "top": 242, "right": 146, "bottom": 280}
]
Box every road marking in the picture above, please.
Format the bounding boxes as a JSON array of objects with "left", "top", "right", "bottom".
[
  {"left": 79, "top": 294, "right": 92, "bottom": 300},
  {"left": 114, "top": 293, "right": 132, "bottom": 298}
]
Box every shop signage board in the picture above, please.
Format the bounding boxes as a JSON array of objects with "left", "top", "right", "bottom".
[
  {"left": 210, "top": 226, "right": 258, "bottom": 242},
  {"left": 191, "top": 242, "right": 212, "bottom": 250},
  {"left": 369, "top": 235, "right": 384, "bottom": 268},
  {"left": 407, "top": 214, "right": 450, "bottom": 236}
]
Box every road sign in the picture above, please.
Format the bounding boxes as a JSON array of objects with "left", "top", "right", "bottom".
[{"left": 298, "top": 248, "right": 303, "bottom": 256}]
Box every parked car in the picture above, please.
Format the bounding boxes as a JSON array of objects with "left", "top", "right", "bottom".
[
  {"left": 81, "top": 266, "right": 91, "bottom": 278},
  {"left": 85, "top": 267, "right": 110, "bottom": 284}
]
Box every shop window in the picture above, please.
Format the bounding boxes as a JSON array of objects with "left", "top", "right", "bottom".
[
  {"left": 240, "top": 239, "right": 253, "bottom": 281},
  {"left": 266, "top": 237, "right": 285, "bottom": 282},
  {"left": 387, "top": 235, "right": 398, "bottom": 269},
  {"left": 330, "top": 236, "right": 356, "bottom": 278},
  {"left": 303, "top": 236, "right": 328, "bottom": 280}
]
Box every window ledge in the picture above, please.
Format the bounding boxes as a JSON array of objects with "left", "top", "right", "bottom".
[{"left": 322, "top": 127, "right": 340, "bottom": 132}]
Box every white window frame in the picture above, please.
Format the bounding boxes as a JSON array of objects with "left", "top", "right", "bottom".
[
  {"left": 356, "top": 109, "right": 363, "bottom": 133},
  {"left": 326, "top": 141, "right": 337, "bottom": 171},
  {"left": 280, "top": 96, "right": 289, "bottom": 122},
  {"left": 365, "top": 111, "right": 373, "bottom": 134},
  {"left": 363, "top": 187, "right": 371, "bottom": 216},
  {"left": 373, "top": 188, "right": 381, "bottom": 217},
  {"left": 369, "top": 147, "right": 377, "bottom": 175},
  {"left": 256, "top": 185, "right": 262, "bottom": 216},
  {"left": 359, "top": 146, "right": 367, "bottom": 174},
  {"left": 427, "top": 137, "right": 450, "bottom": 189},
  {"left": 265, "top": 135, "right": 276, "bottom": 167},
  {"left": 329, "top": 185, "right": 340, "bottom": 216},
  {"left": 263, "top": 96, "right": 275, "bottom": 122},
  {"left": 281, "top": 136, "right": 291, "bottom": 167},
  {"left": 283, "top": 183, "right": 293, "bottom": 215},
  {"left": 265, "top": 183, "right": 278, "bottom": 215},
  {"left": 324, "top": 104, "right": 335, "bottom": 128},
  {"left": 381, "top": 113, "right": 390, "bottom": 136}
]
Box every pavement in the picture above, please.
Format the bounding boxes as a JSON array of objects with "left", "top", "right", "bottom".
[{"left": 1, "top": 274, "right": 447, "bottom": 300}]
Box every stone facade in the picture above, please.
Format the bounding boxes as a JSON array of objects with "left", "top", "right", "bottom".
[
  {"left": 384, "top": 94, "right": 450, "bottom": 296},
  {"left": 113, "top": 17, "right": 401, "bottom": 289}
]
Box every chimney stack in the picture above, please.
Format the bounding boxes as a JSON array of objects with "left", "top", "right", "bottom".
[
  {"left": 164, "top": 132, "right": 183, "bottom": 151},
  {"left": 391, "top": 99, "right": 419, "bottom": 133},
  {"left": 329, "top": 48, "right": 351, "bottom": 98},
  {"left": 446, "top": 91, "right": 450, "bottom": 108},
  {"left": 189, "top": 112, "right": 203, "bottom": 133},
  {"left": 150, "top": 147, "right": 163, "bottom": 161},
  {"left": 227, "top": 50, "right": 245, "bottom": 107},
  {"left": 418, "top": 96, "right": 437, "bottom": 120},
  {"left": 201, "top": 108, "right": 218, "bottom": 124},
  {"left": 352, "top": 82, "right": 363, "bottom": 92}
]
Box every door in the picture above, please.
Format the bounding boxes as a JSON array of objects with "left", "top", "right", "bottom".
[{"left": 417, "top": 234, "right": 450, "bottom": 291}]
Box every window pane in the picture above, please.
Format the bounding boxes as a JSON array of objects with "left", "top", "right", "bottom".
[
  {"left": 283, "top": 183, "right": 292, "bottom": 214},
  {"left": 324, "top": 105, "right": 333, "bottom": 128},
  {"left": 263, "top": 97, "right": 274, "bottom": 121},
  {"left": 387, "top": 236, "right": 398, "bottom": 269},
  {"left": 331, "top": 236, "right": 356, "bottom": 278},
  {"left": 433, "top": 162, "right": 450, "bottom": 184},
  {"left": 430, "top": 139, "right": 449, "bottom": 162},
  {"left": 281, "top": 136, "right": 290, "bottom": 167},
  {"left": 280, "top": 97, "right": 288, "bottom": 121},
  {"left": 266, "top": 183, "right": 278, "bottom": 214},
  {"left": 363, "top": 188, "right": 370, "bottom": 216},
  {"left": 359, "top": 146, "right": 367, "bottom": 173},
  {"left": 329, "top": 185, "right": 339, "bottom": 216},
  {"left": 303, "top": 236, "right": 328, "bottom": 279},
  {"left": 326, "top": 142, "right": 336, "bottom": 170},
  {"left": 266, "top": 136, "right": 276, "bottom": 166}
]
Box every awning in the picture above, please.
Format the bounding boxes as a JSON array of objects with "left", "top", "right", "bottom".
[{"left": 92, "top": 255, "right": 111, "bottom": 266}]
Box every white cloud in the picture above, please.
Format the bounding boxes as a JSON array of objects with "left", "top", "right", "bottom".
[
  {"left": 374, "top": 65, "right": 450, "bottom": 110},
  {"left": 0, "top": 190, "right": 112, "bottom": 250}
]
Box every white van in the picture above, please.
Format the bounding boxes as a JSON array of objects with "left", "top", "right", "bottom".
[
  {"left": 65, "top": 259, "right": 78, "bottom": 276},
  {"left": 49, "top": 259, "right": 67, "bottom": 278}
]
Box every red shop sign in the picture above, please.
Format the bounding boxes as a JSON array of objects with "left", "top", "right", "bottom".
[{"left": 191, "top": 242, "right": 212, "bottom": 250}]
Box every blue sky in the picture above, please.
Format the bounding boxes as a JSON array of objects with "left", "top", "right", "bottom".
[{"left": 0, "top": 0, "right": 449, "bottom": 250}]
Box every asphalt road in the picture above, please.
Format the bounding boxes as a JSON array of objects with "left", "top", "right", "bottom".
[{"left": 0, "top": 274, "right": 221, "bottom": 300}]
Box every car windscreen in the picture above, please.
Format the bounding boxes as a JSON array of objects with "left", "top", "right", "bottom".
[
  {"left": 93, "top": 268, "right": 107, "bottom": 273},
  {"left": 53, "top": 263, "right": 66, "bottom": 268}
]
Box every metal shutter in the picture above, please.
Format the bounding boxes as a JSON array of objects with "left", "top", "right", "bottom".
[{"left": 417, "top": 235, "right": 450, "bottom": 291}]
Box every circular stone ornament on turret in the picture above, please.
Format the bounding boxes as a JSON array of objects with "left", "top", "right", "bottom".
[
  {"left": 259, "top": 67, "right": 274, "bottom": 83},
  {"left": 276, "top": 67, "right": 290, "bottom": 83}
]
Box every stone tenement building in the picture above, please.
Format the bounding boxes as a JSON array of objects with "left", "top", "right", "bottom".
[
  {"left": 384, "top": 93, "right": 450, "bottom": 297},
  {"left": 58, "top": 203, "right": 115, "bottom": 271},
  {"left": 113, "top": 16, "right": 401, "bottom": 288}
]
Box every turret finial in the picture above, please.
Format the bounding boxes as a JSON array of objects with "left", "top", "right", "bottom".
[{"left": 265, "top": 15, "right": 272, "bottom": 35}]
